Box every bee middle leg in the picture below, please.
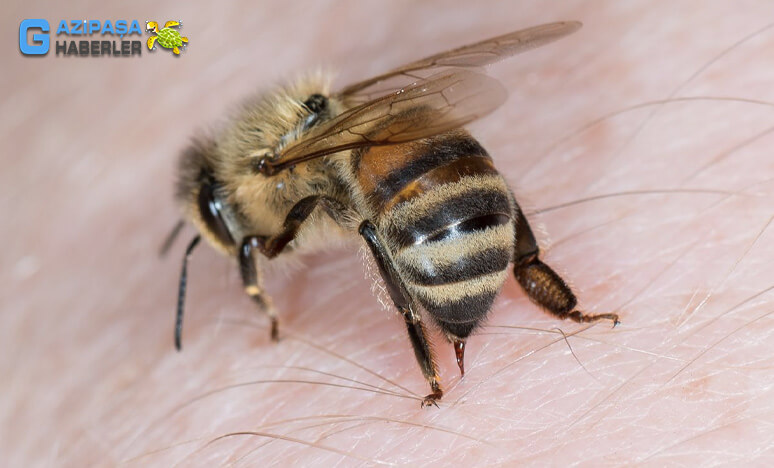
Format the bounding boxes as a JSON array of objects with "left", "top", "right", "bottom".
[
  {"left": 242, "top": 195, "right": 347, "bottom": 339},
  {"left": 239, "top": 236, "right": 279, "bottom": 341},
  {"left": 254, "top": 195, "right": 347, "bottom": 258},
  {"left": 512, "top": 200, "right": 620, "bottom": 326},
  {"left": 359, "top": 220, "right": 442, "bottom": 408}
]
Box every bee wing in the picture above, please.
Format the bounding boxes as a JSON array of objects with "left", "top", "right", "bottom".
[
  {"left": 339, "top": 21, "right": 581, "bottom": 101},
  {"left": 257, "top": 69, "right": 507, "bottom": 176}
]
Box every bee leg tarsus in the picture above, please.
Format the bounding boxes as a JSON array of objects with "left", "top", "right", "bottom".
[
  {"left": 566, "top": 310, "right": 620, "bottom": 327},
  {"left": 421, "top": 388, "right": 443, "bottom": 408}
]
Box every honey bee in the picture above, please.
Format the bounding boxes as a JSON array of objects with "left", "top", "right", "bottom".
[{"left": 166, "top": 21, "right": 619, "bottom": 407}]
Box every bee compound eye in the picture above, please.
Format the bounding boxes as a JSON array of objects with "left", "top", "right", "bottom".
[{"left": 197, "top": 182, "right": 235, "bottom": 247}]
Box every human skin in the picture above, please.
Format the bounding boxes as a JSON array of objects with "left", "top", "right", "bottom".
[{"left": 3, "top": 1, "right": 774, "bottom": 466}]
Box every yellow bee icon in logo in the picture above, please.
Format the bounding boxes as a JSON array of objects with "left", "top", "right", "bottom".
[{"left": 146, "top": 21, "right": 188, "bottom": 55}]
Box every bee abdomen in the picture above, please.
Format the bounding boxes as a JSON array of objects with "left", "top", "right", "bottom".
[
  {"left": 365, "top": 131, "right": 516, "bottom": 338},
  {"left": 394, "top": 222, "right": 515, "bottom": 339}
]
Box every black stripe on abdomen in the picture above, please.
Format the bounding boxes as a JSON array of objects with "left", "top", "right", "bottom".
[
  {"left": 423, "top": 213, "right": 510, "bottom": 244},
  {"left": 371, "top": 134, "right": 489, "bottom": 206},
  {"left": 416, "top": 290, "right": 499, "bottom": 339},
  {"left": 391, "top": 189, "right": 511, "bottom": 247},
  {"left": 402, "top": 246, "right": 511, "bottom": 286}
]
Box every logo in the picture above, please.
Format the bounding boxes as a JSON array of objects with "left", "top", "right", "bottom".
[
  {"left": 146, "top": 21, "right": 188, "bottom": 55},
  {"left": 18, "top": 19, "right": 176, "bottom": 57},
  {"left": 19, "top": 19, "right": 49, "bottom": 55}
]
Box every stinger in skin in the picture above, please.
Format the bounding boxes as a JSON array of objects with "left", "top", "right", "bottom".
[{"left": 166, "top": 21, "right": 619, "bottom": 407}]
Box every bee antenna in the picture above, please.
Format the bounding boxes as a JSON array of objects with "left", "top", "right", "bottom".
[
  {"left": 175, "top": 235, "right": 201, "bottom": 351},
  {"left": 159, "top": 219, "right": 186, "bottom": 257}
]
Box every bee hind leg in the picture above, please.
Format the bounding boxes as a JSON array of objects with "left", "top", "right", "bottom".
[
  {"left": 511, "top": 199, "right": 619, "bottom": 326},
  {"left": 359, "top": 220, "right": 442, "bottom": 408},
  {"left": 239, "top": 236, "right": 279, "bottom": 341},
  {"left": 254, "top": 195, "right": 348, "bottom": 259}
]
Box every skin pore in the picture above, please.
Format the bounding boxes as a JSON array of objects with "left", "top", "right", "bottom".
[{"left": 3, "top": 1, "right": 774, "bottom": 465}]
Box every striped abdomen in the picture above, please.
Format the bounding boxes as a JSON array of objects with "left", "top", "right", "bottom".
[{"left": 354, "top": 131, "right": 515, "bottom": 338}]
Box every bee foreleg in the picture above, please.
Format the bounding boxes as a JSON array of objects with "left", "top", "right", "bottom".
[
  {"left": 359, "top": 220, "right": 443, "bottom": 408},
  {"left": 512, "top": 200, "right": 620, "bottom": 327},
  {"left": 239, "top": 236, "right": 279, "bottom": 341},
  {"left": 255, "top": 195, "right": 348, "bottom": 259}
]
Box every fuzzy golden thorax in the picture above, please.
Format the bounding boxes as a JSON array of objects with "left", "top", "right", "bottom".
[{"left": 175, "top": 72, "right": 350, "bottom": 257}]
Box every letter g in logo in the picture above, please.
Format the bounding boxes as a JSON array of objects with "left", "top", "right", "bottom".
[{"left": 20, "top": 19, "right": 50, "bottom": 55}]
